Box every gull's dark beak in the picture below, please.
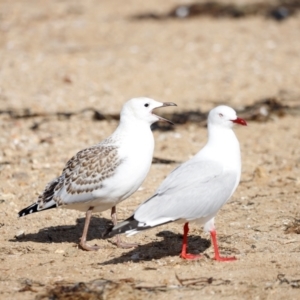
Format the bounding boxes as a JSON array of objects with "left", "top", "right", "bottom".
[
  {"left": 161, "top": 102, "right": 177, "bottom": 107},
  {"left": 153, "top": 102, "right": 177, "bottom": 125},
  {"left": 231, "top": 117, "right": 247, "bottom": 126}
]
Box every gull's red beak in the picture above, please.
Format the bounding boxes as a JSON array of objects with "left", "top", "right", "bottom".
[{"left": 231, "top": 117, "right": 247, "bottom": 126}]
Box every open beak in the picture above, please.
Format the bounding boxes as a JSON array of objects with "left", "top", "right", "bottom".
[
  {"left": 231, "top": 117, "right": 247, "bottom": 126},
  {"left": 152, "top": 102, "right": 177, "bottom": 125}
]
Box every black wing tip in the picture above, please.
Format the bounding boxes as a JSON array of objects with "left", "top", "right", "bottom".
[
  {"left": 103, "top": 216, "right": 158, "bottom": 238},
  {"left": 101, "top": 224, "right": 115, "bottom": 238},
  {"left": 18, "top": 202, "right": 56, "bottom": 218},
  {"left": 18, "top": 203, "right": 39, "bottom": 217},
  {"left": 103, "top": 216, "right": 139, "bottom": 238}
]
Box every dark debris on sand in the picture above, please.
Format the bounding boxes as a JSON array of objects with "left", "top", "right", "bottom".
[{"left": 132, "top": 0, "right": 300, "bottom": 22}]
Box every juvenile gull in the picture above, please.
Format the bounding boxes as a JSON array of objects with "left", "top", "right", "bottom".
[
  {"left": 106, "top": 105, "right": 247, "bottom": 261},
  {"left": 18, "top": 97, "right": 176, "bottom": 251}
]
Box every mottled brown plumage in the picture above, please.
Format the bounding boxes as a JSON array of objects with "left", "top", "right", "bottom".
[{"left": 60, "top": 144, "right": 122, "bottom": 196}]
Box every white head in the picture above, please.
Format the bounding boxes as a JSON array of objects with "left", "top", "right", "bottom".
[
  {"left": 120, "top": 97, "right": 177, "bottom": 125},
  {"left": 208, "top": 105, "right": 247, "bottom": 128}
]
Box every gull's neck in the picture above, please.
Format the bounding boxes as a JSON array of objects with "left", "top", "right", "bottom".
[
  {"left": 196, "top": 124, "right": 241, "bottom": 171},
  {"left": 111, "top": 116, "right": 153, "bottom": 146},
  {"left": 116, "top": 116, "right": 151, "bottom": 134},
  {"left": 109, "top": 117, "right": 155, "bottom": 160}
]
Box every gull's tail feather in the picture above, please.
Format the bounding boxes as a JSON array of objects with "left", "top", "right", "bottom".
[
  {"left": 105, "top": 216, "right": 151, "bottom": 238},
  {"left": 18, "top": 176, "right": 63, "bottom": 218},
  {"left": 18, "top": 201, "right": 56, "bottom": 217}
]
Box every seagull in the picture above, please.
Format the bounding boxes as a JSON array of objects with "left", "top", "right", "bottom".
[
  {"left": 18, "top": 97, "right": 176, "bottom": 251},
  {"left": 106, "top": 105, "right": 247, "bottom": 261}
]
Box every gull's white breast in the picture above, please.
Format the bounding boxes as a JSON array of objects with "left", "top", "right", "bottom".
[{"left": 60, "top": 125, "right": 155, "bottom": 212}]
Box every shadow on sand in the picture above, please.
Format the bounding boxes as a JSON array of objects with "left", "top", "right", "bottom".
[
  {"left": 100, "top": 230, "right": 211, "bottom": 265},
  {"left": 10, "top": 217, "right": 211, "bottom": 262},
  {"left": 10, "top": 216, "right": 112, "bottom": 245}
]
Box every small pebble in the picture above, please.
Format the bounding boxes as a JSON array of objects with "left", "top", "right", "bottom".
[
  {"left": 55, "top": 249, "right": 65, "bottom": 254},
  {"left": 15, "top": 230, "right": 25, "bottom": 239}
]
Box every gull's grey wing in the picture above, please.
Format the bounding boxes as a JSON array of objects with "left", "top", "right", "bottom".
[{"left": 134, "top": 160, "right": 238, "bottom": 226}]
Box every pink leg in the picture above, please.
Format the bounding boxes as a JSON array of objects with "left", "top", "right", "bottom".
[
  {"left": 111, "top": 206, "right": 138, "bottom": 249},
  {"left": 79, "top": 206, "right": 102, "bottom": 251},
  {"left": 210, "top": 230, "right": 236, "bottom": 262},
  {"left": 180, "top": 223, "right": 202, "bottom": 260}
]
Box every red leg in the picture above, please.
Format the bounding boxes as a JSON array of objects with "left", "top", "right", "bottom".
[
  {"left": 180, "top": 223, "right": 202, "bottom": 260},
  {"left": 210, "top": 230, "right": 236, "bottom": 262}
]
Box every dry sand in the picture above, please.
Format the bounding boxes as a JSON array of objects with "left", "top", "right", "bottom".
[{"left": 0, "top": 0, "right": 300, "bottom": 299}]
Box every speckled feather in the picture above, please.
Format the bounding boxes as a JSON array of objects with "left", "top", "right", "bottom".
[{"left": 37, "top": 141, "right": 122, "bottom": 208}]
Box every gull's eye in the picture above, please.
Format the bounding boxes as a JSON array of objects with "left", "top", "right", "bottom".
[
  {"left": 219, "top": 113, "right": 223, "bottom": 117},
  {"left": 144, "top": 103, "right": 149, "bottom": 107}
]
